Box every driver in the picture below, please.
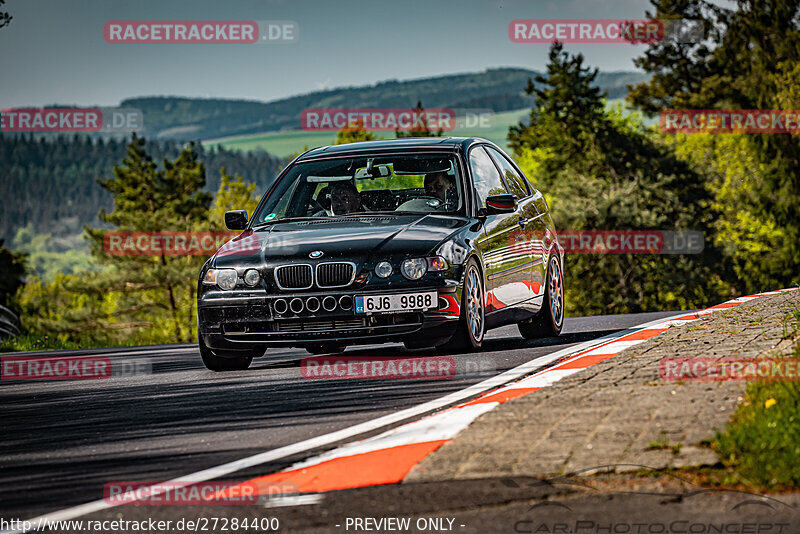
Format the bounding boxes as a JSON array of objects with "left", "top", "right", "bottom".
[
  {"left": 396, "top": 172, "right": 456, "bottom": 212},
  {"left": 424, "top": 171, "right": 455, "bottom": 202},
  {"left": 329, "top": 181, "right": 364, "bottom": 215}
]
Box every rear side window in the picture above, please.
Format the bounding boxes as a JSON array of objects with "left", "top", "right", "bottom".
[
  {"left": 468, "top": 147, "right": 506, "bottom": 208},
  {"left": 486, "top": 147, "right": 530, "bottom": 199}
]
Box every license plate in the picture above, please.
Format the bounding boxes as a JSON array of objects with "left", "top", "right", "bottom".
[{"left": 355, "top": 291, "right": 437, "bottom": 314}]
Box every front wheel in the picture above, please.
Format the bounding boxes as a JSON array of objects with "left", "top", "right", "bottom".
[
  {"left": 199, "top": 335, "right": 260, "bottom": 371},
  {"left": 518, "top": 255, "right": 564, "bottom": 339},
  {"left": 439, "top": 258, "right": 485, "bottom": 352}
]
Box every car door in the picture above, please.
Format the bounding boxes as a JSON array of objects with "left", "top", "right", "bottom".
[
  {"left": 469, "top": 145, "right": 532, "bottom": 313},
  {"left": 485, "top": 147, "right": 546, "bottom": 305}
]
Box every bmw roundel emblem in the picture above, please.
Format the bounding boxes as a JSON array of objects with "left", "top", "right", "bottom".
[{"left": 309, "top": 250, "right": 324, "bottom": 259}]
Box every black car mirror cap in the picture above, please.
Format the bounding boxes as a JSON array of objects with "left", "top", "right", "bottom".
[
  {"left": 484, "top": 194, "right": 518, "bottom": 215},
  {"left": 225, "top": 210, "right": 249, "bottom": 230}
]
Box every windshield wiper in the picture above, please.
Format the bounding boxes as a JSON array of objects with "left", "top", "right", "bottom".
[
  {"left": 354, "top": 210, "right": 403, "bottom": 215},
  {"left": 251, "top": 216, "right": 318, "bottom": 229}
]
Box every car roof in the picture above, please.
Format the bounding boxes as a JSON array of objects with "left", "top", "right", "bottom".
[{"left": 296, "top": 137, "right": 499, "bottom": 161}]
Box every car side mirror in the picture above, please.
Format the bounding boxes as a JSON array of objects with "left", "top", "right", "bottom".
[
  {"left": 484, "top": 194, "right": 518, "bottom": 215},
  {"left": 225, "top": 210, "right": 248, "bottom": 230}
]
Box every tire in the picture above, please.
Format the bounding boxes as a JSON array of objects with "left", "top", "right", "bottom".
[
  {"left": 439, "top": 258, "right": 485, "bottom": 352},
  {"left": 199, "top": 334, "right": 259, "bottom": 371},
  {"left": 518, "top": 255, "right": 564, "bottom": 339},
  {"left": 305, "top": 343, "right": 347, "bottom": 355}
]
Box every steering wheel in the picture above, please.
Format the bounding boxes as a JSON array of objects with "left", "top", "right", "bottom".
[
  {"left": 396, "top": 195, "right": 447, "bottom": 212},
  {"left": 414, "top": 195, "right": 447, "bottom": 209},
  {"left": 308, "top": 198, "right": 328, "bottom": 217}
]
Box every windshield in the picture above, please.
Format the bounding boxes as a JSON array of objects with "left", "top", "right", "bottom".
[{"left": 251, "top": 153, "right": 463, "bottom": 225}]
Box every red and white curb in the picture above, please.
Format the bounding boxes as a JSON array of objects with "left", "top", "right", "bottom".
[
  {"left": 6, "top": 288, "right": 796, "bottom": 533},
  {"left": 218, "top": 288, "right": 798, "bottom": 496}
]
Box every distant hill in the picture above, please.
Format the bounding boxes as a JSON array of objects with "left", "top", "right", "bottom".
[
  {"left": 123, "top": 68, "right": 648, "bottom": 140},
  {"left": 0, "top": 135, "right": 285, "bottom": 247},
  {"left": 2, "top": 68, "right": 649, "bottom": 257}
]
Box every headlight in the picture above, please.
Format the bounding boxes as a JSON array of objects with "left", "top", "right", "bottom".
[
  {"left": 203, "top": 269, "right": 219, "bottom": 285},
  {"left": 243, "top": 269, "right": 261, "bottom": 286},
  {"left": 375, "top": 261, "right": 393, "bottom": 278},
  {"left": 427, "top": 256, "right": 448, "bottom": 272},
  {"left": 401, "top": 258, "right": 427, "bottom": 280},
  {"left": 206, "top": 268, "right": 238, "bottom": 290}
]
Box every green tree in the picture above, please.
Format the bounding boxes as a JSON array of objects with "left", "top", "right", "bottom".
[
  {"left": 12, "top": 227, "right": 92, "bottom": 280},
  {"left": 10, "top": 137, "right": 274, "bottom": 348},
  {"left": 667, "top": 132, "right": 787, "bottom": 293},
  {"left": 286, "top": 145, "right": 311, "bottom": 164},
  {"left": 395, "top": 101, "right": 443, "bottom": 138},
  {"left": 208, "top": 168, "right": 261, "bottom": 230},
  {"left": 335, "top": 119, "right": 377, "bottom": 144},
  {"left": 509, "top": 43, "right": 726, "bottom": 315},
  {"left": 83, "top": 134, "right": 212, "bottom": 343},
  {"left": 628, "top": 0, "right": 800, "bottom": 292},
  {"left": 0, "top": 239, "right": 26, "bottom": 310},
  {"left": 0, "top": 0, "right": 12, "bottom": 30}
]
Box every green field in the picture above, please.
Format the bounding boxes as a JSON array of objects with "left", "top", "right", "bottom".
[
  {"left": 203, "top": 100, "right": 638, "bottom": 158},
  {"left": 203, "top": 108, "right": 532, "bottom": 158}
]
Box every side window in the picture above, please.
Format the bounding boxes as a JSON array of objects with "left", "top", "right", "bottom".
[
  {"left": 469, "top": 147, "right": 506, "bottom": 208},
  {"left": 486, "top": 147, "right": 530, "bottom": 199}
]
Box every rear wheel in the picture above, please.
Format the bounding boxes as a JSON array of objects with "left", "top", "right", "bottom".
[
  {"left": 199, "top": 335, "right": 260, "bottom": 371},
  {"left": 518, "top": 255, "right": 564, "bottom": 339},
  {"left": 439, "top": 258, "right": 485, "bottom": 352}
]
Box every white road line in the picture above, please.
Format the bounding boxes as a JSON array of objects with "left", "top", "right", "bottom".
[
  {"left": 262, "top": 493, "right": 324, "bottom": 508},
  {"left": 280, "top": 402, "right": 500, "bottom": 471},
  {"left": 0, "top": 307, "right": 753, "bottom": 533}
]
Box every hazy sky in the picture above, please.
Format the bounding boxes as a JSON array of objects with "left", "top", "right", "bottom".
[{"left": 1, "top": 0, "right": 699, "bottom": 107}]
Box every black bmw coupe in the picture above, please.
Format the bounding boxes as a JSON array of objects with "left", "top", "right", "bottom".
[{"left": 197, "top": 137, "right": 564, "bottom": 371}]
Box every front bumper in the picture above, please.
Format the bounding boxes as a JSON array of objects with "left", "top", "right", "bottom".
[{"left": 198, "top": 283, "right": 461, "bottom": 350}]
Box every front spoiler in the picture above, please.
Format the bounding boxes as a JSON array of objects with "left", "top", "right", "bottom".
[{"left": 198, "top": 286, "right": 460, "bottom": 351}]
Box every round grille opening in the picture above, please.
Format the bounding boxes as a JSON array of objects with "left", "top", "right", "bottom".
[
  {"left": 338, "top": 295, "right": 353, "bottom": 311},
  {"left": 438, "top": 297, "right": 449, "bottom": 309},
  {"left": 305, "top": 296, "right": 321, "bottom": 313},
  {"left": 273, "top": 299, "right": 288, "bottom": 315},
  {"left": 289, "top": 298, "right": 304, "bottom": 314},
  {"left": 322, "top": 296, "right": 337, "bottom": 312}
]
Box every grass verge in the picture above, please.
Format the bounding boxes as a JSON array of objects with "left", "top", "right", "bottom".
[
  {"left": 707, "top": 309, "right": 800, "bottom": 490},
  {"left": 0, "top": 332, "right": 149, "bottom": 353},
  {"left": 0, "top": 333, "right": 83, "bottom": 352}
]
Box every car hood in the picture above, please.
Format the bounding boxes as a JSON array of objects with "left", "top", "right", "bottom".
[{"left": 212, "top": 214, "right": 469, "bottom": 268}]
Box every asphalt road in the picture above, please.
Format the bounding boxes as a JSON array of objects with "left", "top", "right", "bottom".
[{"left": 0, "top": 311, "right": 680, "bottom": 523}]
